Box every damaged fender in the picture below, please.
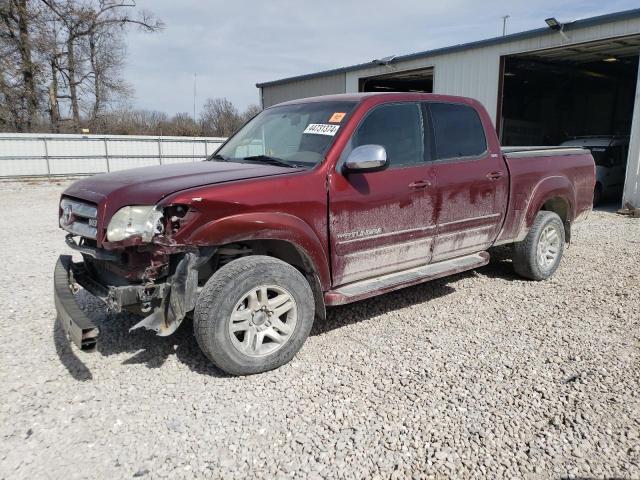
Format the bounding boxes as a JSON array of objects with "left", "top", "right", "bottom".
[{"left": 130, "top": 248, "right": 215, "bottom": 336}]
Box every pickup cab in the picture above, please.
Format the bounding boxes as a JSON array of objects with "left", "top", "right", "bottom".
[{"left": 54, "top": 93, "right": 595, "bottom": 375}]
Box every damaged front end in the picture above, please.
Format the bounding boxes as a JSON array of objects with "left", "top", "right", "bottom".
[
  {"left": 54, "top": 198, "right": 214, "bottom": 351},
  {"left": 55, "top": 240, "right": 215, "bottom": 350}
]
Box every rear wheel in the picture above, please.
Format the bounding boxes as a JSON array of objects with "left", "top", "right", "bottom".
[
  {"left": 194, "top": 255, "right": 314, "bottom": 375},
  {"left": 512, "top": 211, "right": 565, "bottom": 281}
]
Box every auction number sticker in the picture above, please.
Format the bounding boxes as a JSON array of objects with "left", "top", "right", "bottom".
[{"left": 303, "top": 123, "right": 340, "bottom": 136}]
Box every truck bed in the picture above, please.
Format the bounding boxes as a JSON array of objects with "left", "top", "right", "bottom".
[{"left": 495, "top": 146, "right": 595, "bottom": 244}]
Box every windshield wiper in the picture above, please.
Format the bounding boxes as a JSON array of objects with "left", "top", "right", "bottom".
[
  {"left": 209, "top": 153, "right": 227, "bottom": 161},
  {"left": 242, "top": 155, "right": 300, "bottom": 168}
]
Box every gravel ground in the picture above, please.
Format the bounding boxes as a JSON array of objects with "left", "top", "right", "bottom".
[{"left": 0, "top": 178, "right": 639, "bottom": 480}]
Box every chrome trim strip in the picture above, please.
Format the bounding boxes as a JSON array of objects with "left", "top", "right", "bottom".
[
  {"left": 435, "top": 224, "right": 495, "bottom": 239},
  {"left": 502, "top": 147, "right": 589, "bottom": 159},
  {"left": 438, "top": 212, "right": 501, "bottom": 228},
  {"left": 59, "top": 220, "right": 97, "bottom": 239},
  {"left": 60, "top": 197, "right": 98, "bottom": 219}
]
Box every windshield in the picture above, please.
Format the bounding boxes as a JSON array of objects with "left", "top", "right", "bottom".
[{"left": 212, "top": 101, "right": 357, "bottom": 168}]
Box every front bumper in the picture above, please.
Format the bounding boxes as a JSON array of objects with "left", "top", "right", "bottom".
[
  {"left": 54, "top": 249, "right": 212, "bottom": 351},
  {"left": 54, "top": 255, "right": 99, "bottom": 351}
]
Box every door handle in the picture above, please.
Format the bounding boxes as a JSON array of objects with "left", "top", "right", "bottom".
[
  {"left": 486, "top": 171, "right": 504, "bottom": 180},
  {"left": 408, "top": 180, "right": 431, "bottom": 190}
]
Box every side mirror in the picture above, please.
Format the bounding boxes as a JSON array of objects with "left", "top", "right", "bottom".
[{"left": 343, "top": 144, "right": 388, "bottom": 173}]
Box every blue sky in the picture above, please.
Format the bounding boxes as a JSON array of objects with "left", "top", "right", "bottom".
[{"left": 124, "top": 1, "right": 639, "bottom": 115}]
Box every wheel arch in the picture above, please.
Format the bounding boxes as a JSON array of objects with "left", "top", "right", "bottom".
[
  {"left": 188, "top": 213, "right": 329, "bottom": 319},
  {"left": 223, "top": 239, "right": 326, "bottom": 322},
  {"left": 523, "top": 176, "right": 575, "bottom": 242}
]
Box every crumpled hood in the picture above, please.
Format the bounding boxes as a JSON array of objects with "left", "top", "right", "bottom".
[{"left": 63, "top": 160, "right": 298, "bottom": 208}]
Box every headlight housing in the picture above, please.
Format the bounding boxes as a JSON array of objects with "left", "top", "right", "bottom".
[{"left": 106, "top": 205, "right": 164, "bottom": 242}]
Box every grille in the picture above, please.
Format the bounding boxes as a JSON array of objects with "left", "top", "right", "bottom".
[{"left": 60, "top": 197, "right": 98, "bottom": 239}]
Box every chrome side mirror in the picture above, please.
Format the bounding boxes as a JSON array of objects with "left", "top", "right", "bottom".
[{"left": 343, "top": 145, "right": 388, "bottom": 173}]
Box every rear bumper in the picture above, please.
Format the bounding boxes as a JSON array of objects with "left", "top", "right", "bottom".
[{"left": 54, "top": 255, "right": 99, "bottom": 351}]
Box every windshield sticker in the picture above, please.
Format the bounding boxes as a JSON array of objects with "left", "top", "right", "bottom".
[
  {"left": 303, "top": 123, "right": 340, "bottom": 136},
  {"left": 329, "top": 112, "right": 346, "bottom": 123}
]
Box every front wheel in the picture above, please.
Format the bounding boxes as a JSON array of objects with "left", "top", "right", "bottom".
[
  {"left": 194, "top": 255, "right": 315, "bottom": 375},
  {"left": 512, "top": 211, "right": 565, "bottom": 281}
]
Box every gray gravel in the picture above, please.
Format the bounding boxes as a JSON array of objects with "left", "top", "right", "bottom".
[{"left": 0, "top": 178, "right": 639, "bottom": 479}]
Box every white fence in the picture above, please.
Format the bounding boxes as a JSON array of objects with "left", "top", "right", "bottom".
[{"left": 0, "top": 133, "right": 227, "bottom": 177}]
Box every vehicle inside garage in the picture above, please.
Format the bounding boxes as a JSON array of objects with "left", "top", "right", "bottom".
[
  {"left": 498, "top": 36, "right": 640, "bottom": 204},
  {"left": 359, "top": 67, "right": 434, "bottom": 93}
]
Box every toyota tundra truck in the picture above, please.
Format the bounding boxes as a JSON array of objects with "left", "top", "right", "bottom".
[{"left": 54, "top": 93, "right": 595, "bottom": 375}]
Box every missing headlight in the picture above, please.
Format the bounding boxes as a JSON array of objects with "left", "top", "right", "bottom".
[{"left": 163, "top": 205, "right": 191, "bottom": 235}]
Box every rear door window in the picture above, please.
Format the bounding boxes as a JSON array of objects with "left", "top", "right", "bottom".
[{"left": 428, "top": 103, "right": 487, "bottom": 160}]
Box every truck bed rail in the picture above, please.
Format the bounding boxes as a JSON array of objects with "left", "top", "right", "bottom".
[{"left": 501, "top": 146, "right": 589, "bottom": 159}]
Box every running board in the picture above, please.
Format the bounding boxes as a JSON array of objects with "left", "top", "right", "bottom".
[{"left": 324, "top": 252, "right": 490, "bottom": 306}]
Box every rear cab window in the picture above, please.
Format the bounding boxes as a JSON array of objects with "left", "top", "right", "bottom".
[{"left": 427, "top": 102, "right": 487, "bottom": 160}]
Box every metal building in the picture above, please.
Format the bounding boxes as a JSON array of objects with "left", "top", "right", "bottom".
[{"left": 257, "top": 9, "right": 640, "bottom": 208}]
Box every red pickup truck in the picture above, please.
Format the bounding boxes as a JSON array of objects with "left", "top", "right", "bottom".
[{"left": 55, "top": 93, "right": 595, "bottom": 375}]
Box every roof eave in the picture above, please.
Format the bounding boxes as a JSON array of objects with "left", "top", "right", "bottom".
[{"left": 256, "top": 8, "right": 640, "bottom": 89}]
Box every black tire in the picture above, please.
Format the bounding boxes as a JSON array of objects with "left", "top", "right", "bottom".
[
  {"left": 194, "top": 255, "right": 314, "bottom": 375},
  {"left": 512, "top": 211, "right": 565, "bottom": 281},
  {"left": 593, "top": 183, "right": 603, "bottom": 206}
]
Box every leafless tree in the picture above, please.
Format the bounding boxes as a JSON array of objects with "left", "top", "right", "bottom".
[
  {"left": 40, "top": 0, "right": 163, "bottom": 131},
  {"left": 170, "top": 112, "right": 200, "bottom": 136},
  {"left": 0, "top": 0, "right": 162, "bottom": 132},
  {"left": 200, "top": 97, "right": 244, "bottom": 137},
  {"left": 0, "top": 0, "right": 42, "bottom": 131},
  {"left": 1, "top": 3, "right": 259, "bottom": 138},
  {"left": 98, "top": 106, "right": 167, "bottom": 134},
  {"left": 85, "top": 27, "right": 131, "bottom": 129},
  {"left": 242, "top": 103, "right": 262, "bottom": 122},
  {"left": 100, "top": 103, "right": 261, "bottom": 137}
]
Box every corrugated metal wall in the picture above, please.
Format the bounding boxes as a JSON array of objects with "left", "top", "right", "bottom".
[
  {"left": 261, "top": 72, "right": 346, "bottom": 107},
  {"left": 342, "top": 16, "right": 640, "bottom": 124},
  {"left": 0, "top": 133, "right": 226, "bottom": 177}
]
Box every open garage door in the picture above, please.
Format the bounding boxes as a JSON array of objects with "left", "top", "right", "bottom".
[
  {"left": 359, "top": 67, "right": 434, "bottom": 93},
  {"left": 498, "top": 35, "right": 640, "bottom": 205}
]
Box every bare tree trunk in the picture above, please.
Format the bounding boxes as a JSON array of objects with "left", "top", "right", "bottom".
[
  {"left": 66, "top": 35, "right": 80, "bottom": 131},
  {"left": 0, "top": 76, "right": 21, "bottom": 131},
  {"left": 89, "top": 32, "right": 101, "bottom": 130},
  {"left": 16, "top": 0, "right": 37, "bottom": 131},
  {"left": 48, "top": 59, "right": 59, "bottom": 132}
]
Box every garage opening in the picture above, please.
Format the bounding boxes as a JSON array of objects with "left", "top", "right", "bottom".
[
  {"left": 498, "top": 35, "right": 640, "bottom": 205},
  {"left": 359, "top": 67, "right": 434, "bottom": 93}
]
